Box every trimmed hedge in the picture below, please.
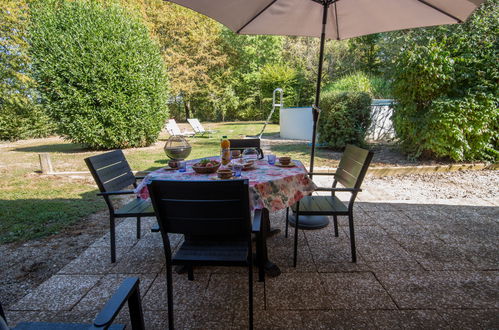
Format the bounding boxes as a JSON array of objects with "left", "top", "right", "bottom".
[
  {"left": 29, "top": 0, "right": 169, "bottom": 149},
  {"left": 317, "top": 91, "right": 372, "bottom": 149}
]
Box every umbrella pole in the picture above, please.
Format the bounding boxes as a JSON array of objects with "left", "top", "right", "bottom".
[
  {"left": 309, "top": 2, "right": 329, "bottom": 177},
  {"left": 290, "top": 2, "right": 331, "bottom": 230}
]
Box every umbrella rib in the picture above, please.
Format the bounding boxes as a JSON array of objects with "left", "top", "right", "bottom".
[
  {"left": 236, "top": 0, "right": 278, "bottom": 34},
  {"left": 334, "top": 2, "right": 340, "bottom": 40},
  {"left": 416, "top": 0, "right": 463, "bottom": 23}
]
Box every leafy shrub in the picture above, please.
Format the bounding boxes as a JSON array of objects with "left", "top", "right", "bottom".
[
  {"left": 318, "top": 91, "right": 372, "bottom": 149},
  {"left": 29, "top": 0, "right": 169, "bottom": 149},
  {"left": 324, "top": 72, "right": 392, "bottom": 99},
  {"left": 390, "top": 1, "right": 498, "bottom": 161},
  {"left": 0, "top": 0, "right": 53, "bottom": 141}
]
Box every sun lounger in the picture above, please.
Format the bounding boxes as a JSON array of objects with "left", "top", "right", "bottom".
[
  {"left": 166, "top": 119, "right": 195, "bottom": 137},
  {"left": 187, "top": 118, "right": 217, "bottom": 136}
]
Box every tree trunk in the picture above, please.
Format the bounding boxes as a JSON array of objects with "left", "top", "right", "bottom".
[{"left": 184, "top": 100, "right": 191, "bottom": 120}]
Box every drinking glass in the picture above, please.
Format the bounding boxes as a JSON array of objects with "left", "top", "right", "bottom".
[
  {"left": 233, "top": 163, "right": 243, "bottom": 177},
  {"left": 267, "top": 154, "right": 276, "bottom": 165},
  {"left": 178, "top": 161, "right": 186, "bottom": 172}
]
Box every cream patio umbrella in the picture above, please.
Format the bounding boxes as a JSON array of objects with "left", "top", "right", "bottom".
[{"left": 167, "top": 0, "right": 485, "bottom": 228}]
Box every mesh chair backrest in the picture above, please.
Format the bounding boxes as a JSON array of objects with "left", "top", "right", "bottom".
[
  {"left": 85, "top": 150, "right": 135, "bottom": 192},
  {"left": 168, "top": 119, "right": 182, "bottom": 135},
  {"left": 187, "top": 119, "right": 202, "bottom": 133},
  {"left": 192, "top": 119, "right": 205, "bottom": 132},
  {"left": 148, "top": 180, "right": 251, "bottom": 237},
  {"left": 335, "top": 145, "right": 373, "bottom": 189},
  {"left": 229, "top": 139, "right": 264, "bottom": 159}
]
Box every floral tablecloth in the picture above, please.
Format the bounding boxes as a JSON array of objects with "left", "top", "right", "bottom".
[{"left": 134, "top": 157, "right": 317, "bottom": 211}]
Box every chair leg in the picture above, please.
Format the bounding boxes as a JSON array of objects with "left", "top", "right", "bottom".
[
  {"left": 110, "top": 216, "right": 116, "bottom": 263},
  {"left": 166, "top": 263, "right": 174, "bottom": 330},
  {"left": 285, "top": 207, "right": 289, "bottom": 238},
  {"left": 348, "top": 212, "right": 356, "bottom": 263},
  {"left": 333, "top": 215, "right": 339, "bottom": 237},
  {"left": 187, "top": 266, "right": 194, "bottom": 281},
  {"left": 255, "top": 230, "right": 265, "bottom": 282},
  {"left": 293, "top": 202, "right": 300, "bottom": 268},
  {"left": 136, "top": 216, "right": 141, "bottom": 240},
  {"left": 248, "top": 256, "right": 254, "bottom": 330}
]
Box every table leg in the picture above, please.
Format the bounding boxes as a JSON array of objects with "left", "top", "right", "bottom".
[{"left": 259, "top": 208, "right": 281, "bottom": 278}]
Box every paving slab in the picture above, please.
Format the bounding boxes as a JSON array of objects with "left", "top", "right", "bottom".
[
  {"left": 265, "top": 272, "right": 330, "bottom": 310},
  {"left": 10, "top": 275, "right": 101, "bottom": 311},
  {"left": 321, "top": 272, "right": 397, "bottom": 310}
]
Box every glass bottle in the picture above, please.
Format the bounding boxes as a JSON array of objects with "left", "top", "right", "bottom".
[{"left": 220, "top": 136, "right": 231, "bottom": 165}]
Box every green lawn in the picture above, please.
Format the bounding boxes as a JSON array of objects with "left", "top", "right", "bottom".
[{"left": 0, "top": 122, "right": 284, "bottom": 244}]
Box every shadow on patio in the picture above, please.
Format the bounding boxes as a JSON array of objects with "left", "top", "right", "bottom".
[{"left": 4, "top": 197, "right": 498, "bottom": 329}]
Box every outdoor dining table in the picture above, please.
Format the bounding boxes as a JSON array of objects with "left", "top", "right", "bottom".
[{"left": 134, "top": 156, "right": 317, "bottom": 276}]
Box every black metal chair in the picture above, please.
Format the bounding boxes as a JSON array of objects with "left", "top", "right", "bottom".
[
  {"left": 85, "top": 150, "right": 155, "bottom": 263},
  {"left": 148, "top": 179, "right": 259, "bottom": 330},
  {"left": 0, "top": 277, "right": 144, "bottom": 330},
  {"left": 229, "top": 138, "right": 264, "bottom": 159},
  {"left": 287, "top": 145, "right": 374, "bottom": 266}
]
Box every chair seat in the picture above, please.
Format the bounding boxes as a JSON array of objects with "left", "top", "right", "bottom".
[
  {"left": 292, "top": 195, "right": 349, "bottom": 215},
  {"left": 115, "top": 198, "right": 154, "bottom": 217},
  {"left": 174, "top": 240, "right": 249, "bottom": 265},
  {"left": 14, "top": 322, "right": 124, "bottom": 330}
]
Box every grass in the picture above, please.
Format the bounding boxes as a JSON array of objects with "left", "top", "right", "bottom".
[
  {"left": 0, "top": 122, "right": 282, "bottom": 244},
  {"left": 1, "top": 121, "right": 354, "bottom": 244}
]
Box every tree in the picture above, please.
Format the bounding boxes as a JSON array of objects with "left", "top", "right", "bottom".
[
  {"left": 29, "top": 0, "right": 169, "bottom": 149},
  {"left": 0, "top": 0, "right": 52, "bottom": 141},
  {"left": 142, "top": 1, "right": 227, "bottom": 120}
]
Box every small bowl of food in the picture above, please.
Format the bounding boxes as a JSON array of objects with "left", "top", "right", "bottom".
[
  {"left": 192, "top": 159, "right": 221, "bottom": 173},
  {"left": 278, "top": 156, "right": 292, "bottom": 165},
  {"left": 231, "top": 150, "right": 241, "bottom": 159},
  {"left": 217, "top": 169, "right": 233, "bottom": 180}
]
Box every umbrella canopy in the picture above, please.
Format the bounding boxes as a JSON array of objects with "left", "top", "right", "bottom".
[
  {"left": 167, "top": 0, "right": 484, "bottom": 189},
  {"left": 169, "top": 0, "right": 483, "bottom": 40}
]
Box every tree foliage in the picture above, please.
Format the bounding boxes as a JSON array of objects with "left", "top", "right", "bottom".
[
  {"left": 29, "top": 0, "right": 169, "bottom": 149},
  {"left": 0, "top": 0, "right": 53, "bottom": 141},
  {"left": 389, "top": 1, "right": 498, "bottom": 161}
]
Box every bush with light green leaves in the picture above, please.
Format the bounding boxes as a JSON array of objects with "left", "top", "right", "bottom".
[{"left": 29, "top": 0, "right": 169, "bottom": 149}]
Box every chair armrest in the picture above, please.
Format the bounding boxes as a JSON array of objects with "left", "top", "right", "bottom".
[
  {"left": 252, "top": 209, "right": 263, "bottom": 232},
  {"left": 97, "top": 190, "right": 135, "bottom": 196},
  {"left": 316, "top": 187, "right": 362, "bottom": 192},
  {"left": 91, "top": 277, "right": 144, "bottom": 329}
]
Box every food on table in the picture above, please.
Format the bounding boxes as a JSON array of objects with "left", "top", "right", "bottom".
[
  {"left": 217, "top": 169, "right": 233, "bottom": 180},
  {"left": 278, "top": 156, "right": 291, "bottom": 165},
  {"left": 192, "top": 159, "right": 221, "bottom": 173}
]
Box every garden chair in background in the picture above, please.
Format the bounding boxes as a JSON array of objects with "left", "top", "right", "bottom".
[
  {"left": 187, "top": 118, "right": 217, "bottom": 136},
  {"left": 287, "top": 145, "right": 373, "bottom": 266},
  {"left": 166, "top": 119, "right": 195, "bottom": 137},
  {"left": 148, "top": 179, "right": 260, "bottom": 330},
  {"left": 229, "top": 138, "right": 264, "bottom": 160},
  {"left": 85, "top": 150, "right": 155, "bottom": 263},
  {"left": 0, "top": 277, "right": 145, "bottom": 329}
]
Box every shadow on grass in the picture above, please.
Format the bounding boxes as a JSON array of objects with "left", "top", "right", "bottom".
[
  {"left": 14, "top": 143, "right": 89, "bottom": 154},
  {"left": 0, "top": 190, "right": 105, "bottom": 244},
  {"left": 270, "top": 143, "right": 342, "bottom": 161}
]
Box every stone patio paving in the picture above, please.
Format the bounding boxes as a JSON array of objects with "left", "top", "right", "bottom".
[{"left": 5, "top": 173, "right": 499, "bottom": 329}]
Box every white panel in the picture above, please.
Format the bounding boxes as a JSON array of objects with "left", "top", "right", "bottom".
[{"left": 279, "top": 108, "right": 314, "bottom": 141}]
